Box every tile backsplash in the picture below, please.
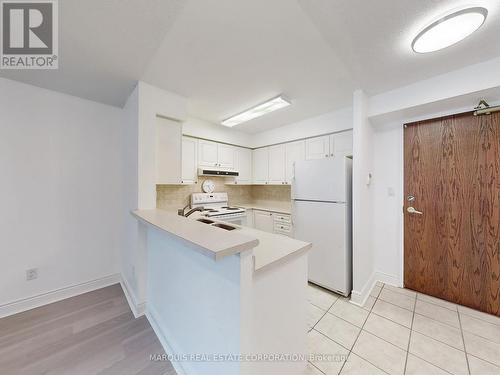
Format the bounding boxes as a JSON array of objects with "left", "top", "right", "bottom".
[{"left": 156, "top": 178, "right": 290, "bottom": 210}]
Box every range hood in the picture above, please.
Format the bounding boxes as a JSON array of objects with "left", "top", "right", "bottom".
[{"left": 198, "top": 167, "right": 239, "bottom": 177}]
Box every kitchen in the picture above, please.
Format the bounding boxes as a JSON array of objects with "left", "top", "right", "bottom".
[{"left": 1, "top": 1, "right": 500, "bottom": 375}]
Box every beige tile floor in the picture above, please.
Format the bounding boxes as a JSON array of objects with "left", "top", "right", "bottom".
[{"left": 306, "top": 282, "right": 500, "bottom": 375}]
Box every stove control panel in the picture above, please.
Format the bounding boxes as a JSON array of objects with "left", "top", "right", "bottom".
[{"left": 191, "top": 192, "right": 228, "bottom": 206}]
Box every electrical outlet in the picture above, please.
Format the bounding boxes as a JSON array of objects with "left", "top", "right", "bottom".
[{"left": 26, "top": 268, "right": 38, "bottom": 281}]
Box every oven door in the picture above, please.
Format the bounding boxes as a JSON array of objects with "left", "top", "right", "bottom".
[{"left": 219, "top": 214, "right": 248, "bottom": 227}]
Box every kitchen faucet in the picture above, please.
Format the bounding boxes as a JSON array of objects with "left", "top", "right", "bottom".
[{"left": 178, "top": 204, "right": 205, "bottom": 217}]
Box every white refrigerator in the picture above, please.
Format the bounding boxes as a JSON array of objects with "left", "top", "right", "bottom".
[{"left": 292, "top": 157, "right": 352, "bottom": 296}]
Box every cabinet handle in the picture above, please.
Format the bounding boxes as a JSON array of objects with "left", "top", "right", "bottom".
[
  {"left": 330, "top": 153, "right": 334, "bottom": 157},
  {"left": 325, "top": 154, "right": 329, "bottom": 157}
]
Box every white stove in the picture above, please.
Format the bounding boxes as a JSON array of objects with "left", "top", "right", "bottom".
[{"left": 191, "top": 193, "right": 247, "bottom": 223}]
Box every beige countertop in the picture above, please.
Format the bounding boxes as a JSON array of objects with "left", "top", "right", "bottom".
[
  {"left": 132, "top": 209, "right": 310, "bottom": 271},
  {"left": 237, "top": 226, "right": 310, "bottom": 270},
  {"left": 132, "top": 209, "right": 259, "bottom": 261},
  {"left": 236, "top": 202, "right": 292, "bottom": 215}
]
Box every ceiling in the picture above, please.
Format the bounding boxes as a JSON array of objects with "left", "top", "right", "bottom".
[
  {"left": 2, "top": 0, "right": 500, "bottom": 133},
  {"left": 0, "top": 0, "right": 185, "bottom": 106}
]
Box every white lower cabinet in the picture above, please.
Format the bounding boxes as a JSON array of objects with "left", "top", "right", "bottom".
[
  {"left": 245, "top": 209, "right": 254, "bottom": 228},
  {"left": 251, "top": 210, "right": 292, "bottom": 236},
  {"left": 253, "top": 210, "right": 274, "bottom": 232},
  {"left": 273, "top": 213, "right": 292, "bottom": 237}
]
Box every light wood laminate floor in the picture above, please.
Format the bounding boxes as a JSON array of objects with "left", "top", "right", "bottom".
[{"left": 0, "top": 284, "right": 176, "bottom": 375}]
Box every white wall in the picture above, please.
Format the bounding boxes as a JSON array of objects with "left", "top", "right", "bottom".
[
  {"left": 137, "top": 81, "right": 188, "bottom": 209},
  {"left": 121, "top": 82, "right": 189, "bottom": 312},
  {"left": 251, "top": 107, "right": 352, "bottom": 148},
  {"left": 183, "top": 117, "right": 252, "bottom": 148},
  {"left": 121, "top": 85, "right": 142, "bottom": 310},
  {"left": 371, "top": 125, "right": 403, "bottom": 285},
  {"left": 350, "top": 90, "right": 376, "bottom": 304},
  {"left": 0, "top": 78, "right": 123, "bottom": 308}
]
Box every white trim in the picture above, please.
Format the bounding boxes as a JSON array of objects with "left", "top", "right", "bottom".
[
  {"left": 350, "top": 271, "right": 401, "bottom": 307},
  {"left": 375, "top": 271, "right": 400, "bottom": 288},
  {"left": 0, "top": 274, "right": 120, "bottom": 319},
  {"left": 350, "top": 271, "right": 376, "bottom": 306},
  {"left": 146, "top": 305, "right": 189, "bottom": 375},
  {"left": 120, "top": 274, "right": 146, "bottom": 318}
]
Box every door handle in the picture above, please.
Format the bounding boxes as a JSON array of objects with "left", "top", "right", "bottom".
[{"left": 407, "top": 206, "right": 423, "bottom": 215}]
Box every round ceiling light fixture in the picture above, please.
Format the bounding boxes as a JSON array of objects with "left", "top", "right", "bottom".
[{"left": 412, "top": 7, "right": 488, "bottom": 53}]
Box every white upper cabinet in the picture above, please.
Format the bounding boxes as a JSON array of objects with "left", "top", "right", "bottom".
[
  {"left": 181, "top": 136, "right": 198, "bottom": 184},
  {"left": 234, "top": 147, "right": 252, "bottom": 184},
  {"left": 305, "top": 135, "right": 330, "bottom": 160},
  {"left": 331, "top": 131, "right": 353, "bottom": 157},
  {"left": 217, "top": 144, "right": 235, "bottom": 169},
  {"left": 198, "top": 140, "right": 235, "bottom": 169},
  {"left": 268, "top": 144, "right": 286, "bottom": 185},
  {"left": 285, "top": 140, "right": 305, "bottom": 184},
  {"left": 156, "top": 117, "right": 182, "bottom": 184},
  {"left": 198, "top": 140, "right": 218, "bottom": 167},
  {"left": 305, "top": 131, "right": 353, "bottom": 161},
  {"left": 252, "top": 148, "right": 269, "bottom": 184}
]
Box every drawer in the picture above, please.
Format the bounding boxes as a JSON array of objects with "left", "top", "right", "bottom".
[
  {"left": 274, "top": 222, "right": 291, "bottom": 233},
  {"left": 274, "top": 227, "right": 293, "bottom": 237},
  {"left": 273, "top": 214, "right": 291, "bottom": 224}
]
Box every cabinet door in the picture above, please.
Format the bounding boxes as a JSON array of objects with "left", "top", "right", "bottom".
[
  {"left": 252, "top": 148, "right": 269, "bottom": 184},
  {"left": 235, "top": 147, "right": 252, "bottom": 184},
  {"left": 198, "top": 140, "right": 218, "bottom": 167},
  {"left": 305, "top": 135, "right": 330, "bottom": 160},
  {"left": 156, "top": 117, "right": 182, "bottom": 184},
  {"left": 217, "top": 144, "right": 235, "bottom": 169},
  {"left": 331, "top": 131, "right": 353, "bottom": 157},
  {"left": 268, "top": 144, "right": 286, "bottom": 185},
  {"left": 181, "top": 137, "right": 198, "bottom": 184},
  {"left": 253, "top": 210, "right": 274, "bottom": 233},
  {"left": 285, "top": 140, "right": 305, "bottom": 184},
  {"left": 246, "top": 209, "right": 254, "bottom": 228}
]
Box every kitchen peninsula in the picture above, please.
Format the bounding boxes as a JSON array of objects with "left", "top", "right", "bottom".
[{"left": 132, "top": 209, "right": 311, "bottom": 375}]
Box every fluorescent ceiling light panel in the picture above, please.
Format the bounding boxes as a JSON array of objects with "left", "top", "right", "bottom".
[
  {"left": 412, "top": 7, "right": 487, "bottom": 53},
  {"left": 221, "top": 95, "right": 291, "bottom": 127}
]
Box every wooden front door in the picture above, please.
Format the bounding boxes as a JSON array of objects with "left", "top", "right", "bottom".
[{"left": 404, "top": 111, "right": 500, "bottom": 316}]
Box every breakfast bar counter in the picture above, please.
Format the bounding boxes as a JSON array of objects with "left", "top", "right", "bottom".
[{"left": 132, "top": 209, "right": 311, "bottom": 375}]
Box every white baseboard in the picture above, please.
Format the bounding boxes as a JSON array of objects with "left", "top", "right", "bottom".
[
  {"left": 350, "top": 272, "right": 377, "bottom": 307},
  {"left": 350, "top": 271, "right": 401, "bottom": 307},
  {"left": 0, "top": 273, "right": 121, "bottom": 319},
  {"left": 146, "top": 306, "right": 189, "bottom": 375},
  {"left": 119, "top": 274, "right": 146, "bottom": 318},
  {"left": 375, "top": 271, "right": 401, "bottom": 288}
]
